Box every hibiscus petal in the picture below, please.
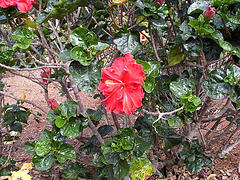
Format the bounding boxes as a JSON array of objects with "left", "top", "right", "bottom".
[
  {"left": 102, "top": 86, "right": 123, "bottom": 113},
  {"left": 121, "top": 63, "right": 145, "bottom": 84},
  {"left": 122, "top": 86, "right": 144, "bottom": 114}
]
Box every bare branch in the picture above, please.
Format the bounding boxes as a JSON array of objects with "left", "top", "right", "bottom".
[{"left": 0, "top": 91, "right": 47, "bottom": 114}]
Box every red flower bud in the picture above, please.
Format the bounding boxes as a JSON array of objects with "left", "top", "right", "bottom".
[
  {"left": 156, "top": 0, "right": 165, "bottom": 5},
  {"left": 204, "top": 5, "right": 216, "bottom": 19},
  {"left": 48, "top": 99, "right": 58, "bottom": 109},
  {"left": 40, "top": 68, "right": 50, "bottom": 83}
]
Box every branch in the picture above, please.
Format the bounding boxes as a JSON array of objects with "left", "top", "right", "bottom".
[
  {"left": 0, "top": 63, "right": 62, "bottom": 71},
  {"left": 0, "top": 91, "right": 47, "bottom": 114},
  {"left": 219, "top": 136, "right": 240, "bottom": 158},
  {"left": 200, "top": 98, "right": 231, "bottom": 122},
  {"left": 149, "top": 25, "right": 161, "bottom": 62}
]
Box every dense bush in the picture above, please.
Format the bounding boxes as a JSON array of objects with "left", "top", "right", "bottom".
[{"left": 0, "top": 0, "right": 240, "bottom": 179}]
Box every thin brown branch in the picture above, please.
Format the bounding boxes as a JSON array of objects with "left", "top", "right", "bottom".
[
  {"left": 0, "top": 91, "right": 47, "bottom": 114},
  {"left": 149, "top": 25, "right": 161, "bottom": 62}
]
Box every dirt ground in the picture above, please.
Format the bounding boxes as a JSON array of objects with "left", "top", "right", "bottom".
[{"left": 1, "top": 72, "right": 240, "bottom": 179}]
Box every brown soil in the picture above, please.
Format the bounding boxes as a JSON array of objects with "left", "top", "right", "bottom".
[{"left": 1, "top": 72, "right": 240, "bottom": 179}]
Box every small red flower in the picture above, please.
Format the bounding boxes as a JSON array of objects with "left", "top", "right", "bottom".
[
  {"left": 48, "top": 99, "right": 58, "bottom": 109},
  {"left": 98, "top": 53, "right": 145, "bottom": 114},
  {"left": 40, "top": 68, "right": 50, "bottom": 83},
  {"left": 156, "top": 0, "right": 164, "bottom": 5},
  {"left": 204, "top": 5, "right": 216, "bottom": 19}
]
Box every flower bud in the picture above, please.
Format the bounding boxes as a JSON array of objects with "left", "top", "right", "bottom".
[
  {"left": 204, "top": 5, "right": 216, "bottom": 19},
  {"left": 48, "top": 99, "right": 58, "bottom": 109},
  {"left": 40, "top": 68, "right": 50, "bottom": 83},
  {"left": 156, "top": 0, "right": 165, "bottom": 5}
]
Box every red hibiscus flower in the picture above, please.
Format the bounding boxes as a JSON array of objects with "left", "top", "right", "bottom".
[
  {"left": 204, "top": 5, "right": 216, "bottom": 19},
  {"left": 0, "top": 0, "right": 35, "bottom": 13},
  {"left": 40, "top": 68, "right": 50, "bottom": 83},
  {"left": 98, "top": 53, "right": 145, "bottom": 114},
  {"left": 48, "top": 99, "right": 59, "bottom": 109}
]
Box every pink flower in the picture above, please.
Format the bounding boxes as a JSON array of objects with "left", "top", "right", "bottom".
[
  {"left": 48, "top": 99, "right": 58, "bottom": 109},
  {"left": 40, "top": 68, "right": 50, "bottom": 83},
  {"left": 156, "top": 0, "right": 164, "bottom": 5},
  {"left": 98, "top": 53, "right": 145, "bottom": 114},
  {"left": 0, "top": 0, "right": 35, "bottom": 13},
  {"left": 204, "top": 5, "right": 216, "bottom": 19}
]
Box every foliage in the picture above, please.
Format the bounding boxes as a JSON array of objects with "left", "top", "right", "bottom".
[{"left": 0, "top": 0, "right": 240, "bottom": 179}]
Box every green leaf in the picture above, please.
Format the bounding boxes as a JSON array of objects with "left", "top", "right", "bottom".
[
  {"left": 98, "top": 125, "right": 114, "bottom": 137},
  {"left": 148, "top": 61, "right": 161, "bottom": 78},
  {"left": 163, "top": 137, "right": 182, "bottom": 151},
  {"left": 12, "top": 28, "right": 32, "bottom": 49},
  {"left": 10, "top": 122, "right": 22, "bottom": 133},
  {"left": 167, "top": 115, "right": 182, "bottom": 128},
  {"left": 79, "top": 136, "right": 100, "bottom": 155},
  {"left": 170, "top": 79, "right": 195, "bottom": 98},
  {"left": 55, "top": 116, "right": 67, "bottom": 128},
  {"left": 60, "top": 101, "right": 78, "bottom": 118},
  {"left": 34, "top": 139, "right": 52, "bottom": 157},
  {"left": 168, "top": 46, "right": 184, "bottom": 66},
  {"left": 60, "top": 116, "right": 88, "bottom": 138},
  {"left": 220, "top": 41, "right": 232, "bottom": 51},
  {"left": 224, "top": 64, "right": 240, "bottom": 86},
  {"left": 113, "top": 160, "right": 130, "bottom": 180},
  {"left": 129, "top": 155, "right": 153, "bottom": 180},
  {"left": 59, "top": 50, "right": 72, "bottom": 61},
  {"left": 202, "top": 80, "right": 230, "bottom": 99},
  {"left": 70, "top": 27, "right": 98, "bottom": 47},
  {"left": 62, "top": 162, "right": 90, "bottom": 180},
  {"left": 69, "top": 60, "right": 102, "bottom": 93},
  {"left": 187, "top": 1, "right": 209, "bottom": 15},
  {"left": 103, "top": 152, "right": 120, "bottom": 165},
  {"left": 136, "top": 60, "right": 151, "bottom": 74},
  {"left": 143, "top": 76, "right": 155, "bottom": 93},
  {"left": 86, "top": 109, "right": 103, "bottom": 126},
  {"left": 71, "top": 46, "right": 93, "bottom": 66},
  {"left": 24, "top": 141, "right": 36, "bottom": 153},
  {"left": 226, "top": 14, "right": 240, "bottom": 25},
  {"left": 46, "top": 109, "right": 58, "bottom": 122},
  {"left": 55, "top": 143, "right": 76, "bottom": 163},
  {"left": 32, "top": 154, "right": 56, "bottom": 171},
  {"left": 113, "top": 33, "right": 141, "bottom": 55},
  {"left": 134, "top": 135, "right": 152, "bottom": 157}
]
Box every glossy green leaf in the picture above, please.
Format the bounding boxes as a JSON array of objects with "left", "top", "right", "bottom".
[
  {"left": 24, "top": 141, "right": 36, "bottom": 153},
  {"left": 59, "top": 50, "right": 72, "bottom": 61},
  {"left": 113, "top": 33, "right": 140, "bottom": 55},
  {"left": 69, "top": 60, "right": 102, "bottom": 93},
  {"left": 226, "top": 14, "right": 240, "bottom": 25},
  {"left": 129, "top": 155, "right": 153, "bottom": 180},
  {"left": 168, "top": 46, "right": 184, "bottom": 66},
  {"left": 60, "top": 116, "right": 88, "bottom": 138},
  {"left": 34, "top": 139, "right": 52, "bottom": 157},
  {"left": 55, "top": 143, "right": 76, "bottom": 163},
  {"left": 59, "top": 101, "right": 78, "bottom": 118},
  {"left": 167, "top": 115, "right": 182, "bottom": 128},
  {"left": 32, "top": 154, "right": 56, "bottom": 171},
  {"left": 55, "top": 116, "right": 67, "bottom": 128},
  {"left": 202, "top": 80, "right": 230, "bottom": 99},
  {"left": 220, "top": 41, "right": 232, "bottom": 51},
  {"left": 136, "top": 60, "right": 151, "bottom": 74},
  {"left": 71, "top": 46, "right": 93, "bottom": 66},
  {"left": 187, "top": 1, "right": 209, "bottom": 15},
  {"left": 10, "top": 122, "right": 22, "bottom": 133},
  {"left": 62, "top": 162, "right": 90, "bottom": 180},
  {"left": 46, "top": 109, "right": 58, "bottom": 122},
  {"left": 70, "top": 27, "right": 98, "bottom": 47},
  {"left": 224, "top": 64, "right": 240, "bottom": 86},
  {"left": 113, "top": 160, "right": 129, "bottom": 180},
  {"left": 98, "top": 125, "right": 114, "bottom": 137},
  {"left": 143, "top": 76, "right": 155, "bottom": 93},
  {"left": 170, "top": 79, "right": 195, "bottom": 98}
]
